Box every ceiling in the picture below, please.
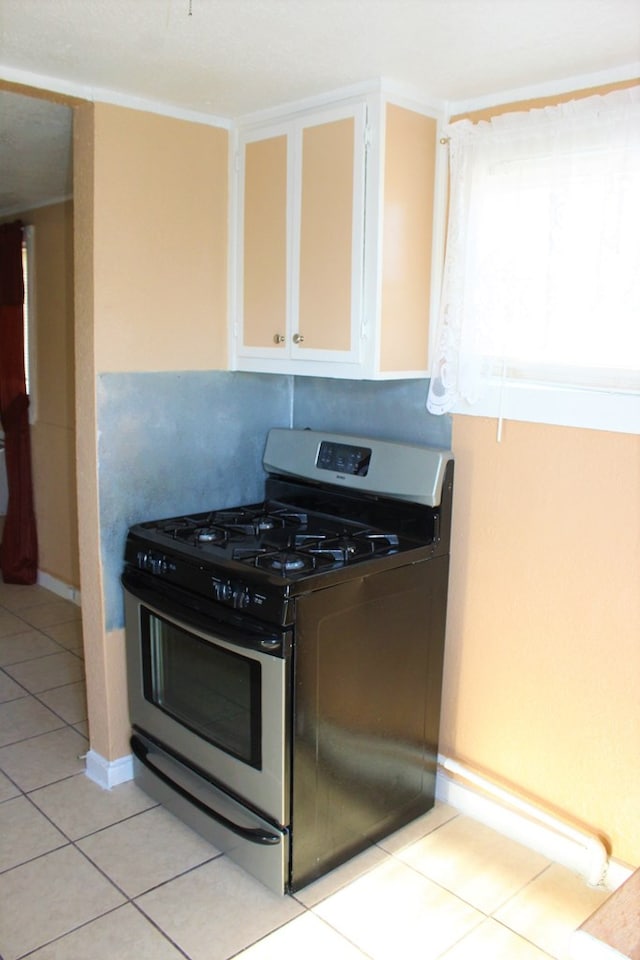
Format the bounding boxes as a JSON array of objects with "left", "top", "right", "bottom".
[{"left": 1, "top": 0, "right": 639, "bottom": 214}]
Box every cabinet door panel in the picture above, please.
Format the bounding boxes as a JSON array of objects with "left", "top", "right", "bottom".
[
  {"left": 298, "top": 118, "right": 355, "bottom": 352},
  {"left": 243, "top": 135, "right": 288, "bottom": 348},
  {"left": 380, "top": 106, "right": 435, "bottom": 372}
]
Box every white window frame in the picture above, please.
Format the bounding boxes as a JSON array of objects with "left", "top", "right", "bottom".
[
  {"left": 452, "top": 379, "right": 639, "bottom": 435},
  {"left": 22, "top": 224, "right": 37, "bottom": 425}
]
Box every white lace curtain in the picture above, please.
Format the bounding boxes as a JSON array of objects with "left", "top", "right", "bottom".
[{"left": 427, "top": 85, "right": 640, "bottom": 415}]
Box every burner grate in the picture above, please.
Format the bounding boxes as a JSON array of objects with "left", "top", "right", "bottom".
[
  {"left": 232, "top": 527, "right": 400, "bottom": 575},
  {"left": 138, "top": 502, "right": 406, "bottom": 580},
  {"left": 304, "top": 529, "right": 400, "bottom": 564},
  {"left": 209, "top": 505, "right": 309, "bottom": 537}
]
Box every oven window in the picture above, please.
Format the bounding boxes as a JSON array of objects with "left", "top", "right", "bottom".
[{"left": 140, "top": 609, "right": 262, "bottom": 768}]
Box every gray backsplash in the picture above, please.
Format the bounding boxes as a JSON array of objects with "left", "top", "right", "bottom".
[
  {"left": 100, "top": 370, "right": 451, "bottom": 629},
  {"left": 99, "top": 370, "right": 292, "bottom": 630},
  {"left": 293, "top": 376, "right": 451, "bottom": 448}
]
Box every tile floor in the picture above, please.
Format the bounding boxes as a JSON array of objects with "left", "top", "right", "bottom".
[{"left": 0, "top": 580, "right": 610, "bottom": 960}]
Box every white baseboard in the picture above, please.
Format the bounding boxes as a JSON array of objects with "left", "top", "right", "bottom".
[
  {"left": 436, "top": 761, "right": 633, "bottom": 892},
  {"left": 37, "top": 570, "right": 81, "bottom": 605},
  {"left": 83, "top": 747, "right": 634, "bottom": 892},
  {"left": 601, "top": 857, "right": 635, "bottom": 892},
  {"left": 85, "top": 749, "right": 134, "bottom": 790},
  {"left": 568, "top": 929, "right": 623, "bottom": 960}
]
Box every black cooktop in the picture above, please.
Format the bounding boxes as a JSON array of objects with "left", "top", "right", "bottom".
[
  {"left": 123, "top": 468, "right": 451, "bottom": 624},
  {"left": 132, "top": 499, "right": 407, "bottom": 578}
]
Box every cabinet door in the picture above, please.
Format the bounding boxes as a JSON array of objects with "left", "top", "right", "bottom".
[
  {"left": 295, "top": 105, "right": 366, "bottom": 361},
  {"left": 235, "top": 103, "right": 367, "bottom": 374},
  {"left": 378, "top": 104, "right": 437, "bottom": 374},
  {"left": 241, "top": 131, "right": 289, "bottom": 350}
]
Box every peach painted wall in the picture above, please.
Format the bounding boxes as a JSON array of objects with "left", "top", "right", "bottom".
[
  {"left": 74, "top": 100, "right": 111, "bottom": 762},
  {"left": 442, "top": 418, "right": 640, "bottom": 865},
  {"left": 92, "top": 103, "right": 229, "bottom": 373},
  {"left": 27, "top": 201, "right": 79, "bottom": 588},
  {"left": 73, "top": 101, "right": 229, "bottom": 761}
]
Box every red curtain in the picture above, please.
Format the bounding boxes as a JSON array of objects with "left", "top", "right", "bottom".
[{"left": 0, "top": 221, "right": 38, "bottom": 584}]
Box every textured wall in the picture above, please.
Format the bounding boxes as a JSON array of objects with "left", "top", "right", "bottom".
[
  {"left": 293, "top": 377, "right": 451, "bottom": 449},
  {"left": 98, "top": 370, "right": 293, "bottom": 630}
]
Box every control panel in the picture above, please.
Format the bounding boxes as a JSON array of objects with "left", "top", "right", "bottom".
[
  {"left": 128, "top": 542, "right": 290, "bottom": 625},
  {"left": 264, "top": 428, "right": 453, "bottom": 507},
  {"left": 316, "top": 441, "right": 371, "bottom": 477},
  {"left": 136, "top": 550, "right": 176, "bottom": 577},
  {"left": 211, "top": 577, "right": 253, "bottom": 610}
]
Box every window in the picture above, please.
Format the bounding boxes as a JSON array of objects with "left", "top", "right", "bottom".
[
  {"left": 427, "top": 86, "right": 640, "bottom": 435},
  {"left": 21, "top": 225, "right": 36, "bottom": 423}
]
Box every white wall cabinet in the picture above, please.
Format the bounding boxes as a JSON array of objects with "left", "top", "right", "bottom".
[{"left": 231, "top": 86, "right": 444, "bottom": 380}]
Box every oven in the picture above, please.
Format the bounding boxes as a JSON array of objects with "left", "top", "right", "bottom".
[
  {"left": 122, "top": 574, "right": 292, "bottom": 890},
  {"left": 122, "top": 428, "right": 454, "bottom": 894}
]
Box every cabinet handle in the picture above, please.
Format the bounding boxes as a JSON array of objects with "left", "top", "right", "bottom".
[
  {"left": 293, "top": 333, "right": 304, "bottom": 344},
  {"left": 273, "top": 334, "right": 285, "bottom": 344}
]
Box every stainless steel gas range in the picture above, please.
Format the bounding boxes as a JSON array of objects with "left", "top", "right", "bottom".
[{"left": 122, "top": 428, "right": 454, "bottom": 894}]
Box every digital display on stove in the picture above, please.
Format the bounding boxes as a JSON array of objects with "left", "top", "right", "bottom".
[{"left": 316, "top": 441, "right": 371, "bottom": 477}]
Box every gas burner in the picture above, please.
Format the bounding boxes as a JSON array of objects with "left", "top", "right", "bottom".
[
  {"left": 162, "top": 519, "right": 228, "bottom": 546},
  {"left": 194, "top": 527, "right": 227, "bottom": 544},
  {"left": 253, "top": 516, "right": 278, "bottom": 531},
  {"left": 233, "top": 546, "right": 318, "bottom": 576},
  {"left": 236, "top": 515, "right": 280, "bottom": 534},
  {"left": 153, "top": 518, "right": 222, "bottom": 544},
  {"left": 263, "top": 552, "right": 310, "bottom": 573},
  {"left": 210, "top": 506, "right": 309, "bottom": 538}
]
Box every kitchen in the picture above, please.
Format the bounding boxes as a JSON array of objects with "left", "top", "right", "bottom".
[
  {"left": 69, "top": 78, "right": 640, "bottom": 879},
  {"left": 0, "top": 2, "right": 639, "bottom": 955}
]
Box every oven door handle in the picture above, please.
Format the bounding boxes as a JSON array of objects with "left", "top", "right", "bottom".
[{"left": 130, "top": 734, "right": 281, "bottom": 846}]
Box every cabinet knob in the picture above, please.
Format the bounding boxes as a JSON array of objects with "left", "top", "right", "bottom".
[
  {"left": 273, "top": 334, "right": 285, "bottom": 344},
  {"left": 293, "top": 333, "right": 305, "bottom": 344}
]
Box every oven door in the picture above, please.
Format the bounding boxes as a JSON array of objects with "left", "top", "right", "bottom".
[
  {"left": 129, "top": 727, "right": 289, "bottom": 895},
  {"left": 122, "top": 573, "right": 291, "bottom": 828}
]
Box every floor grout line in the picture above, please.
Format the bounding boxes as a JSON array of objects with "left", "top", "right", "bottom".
[{"left": 0, "top": 590, "right": 605, "bottom": 960}]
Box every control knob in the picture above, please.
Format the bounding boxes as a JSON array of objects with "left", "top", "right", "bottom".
[
  {"left": 138, "top": 551, "right": 168, "bottom": 575},
  {"left": 213, "top": 579, "right": 233, "bottom": 602},
  {"left": 232, "top": 586, "right": 251, "bottom": 610}
]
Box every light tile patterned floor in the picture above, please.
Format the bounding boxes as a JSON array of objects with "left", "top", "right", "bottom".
[{"left": 0, "top": 580, "right": 609, "bottom": 960}]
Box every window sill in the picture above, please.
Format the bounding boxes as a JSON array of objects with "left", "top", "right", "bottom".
[{"left": 450, "top": 379, "right": 640, "bottom": 435}]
